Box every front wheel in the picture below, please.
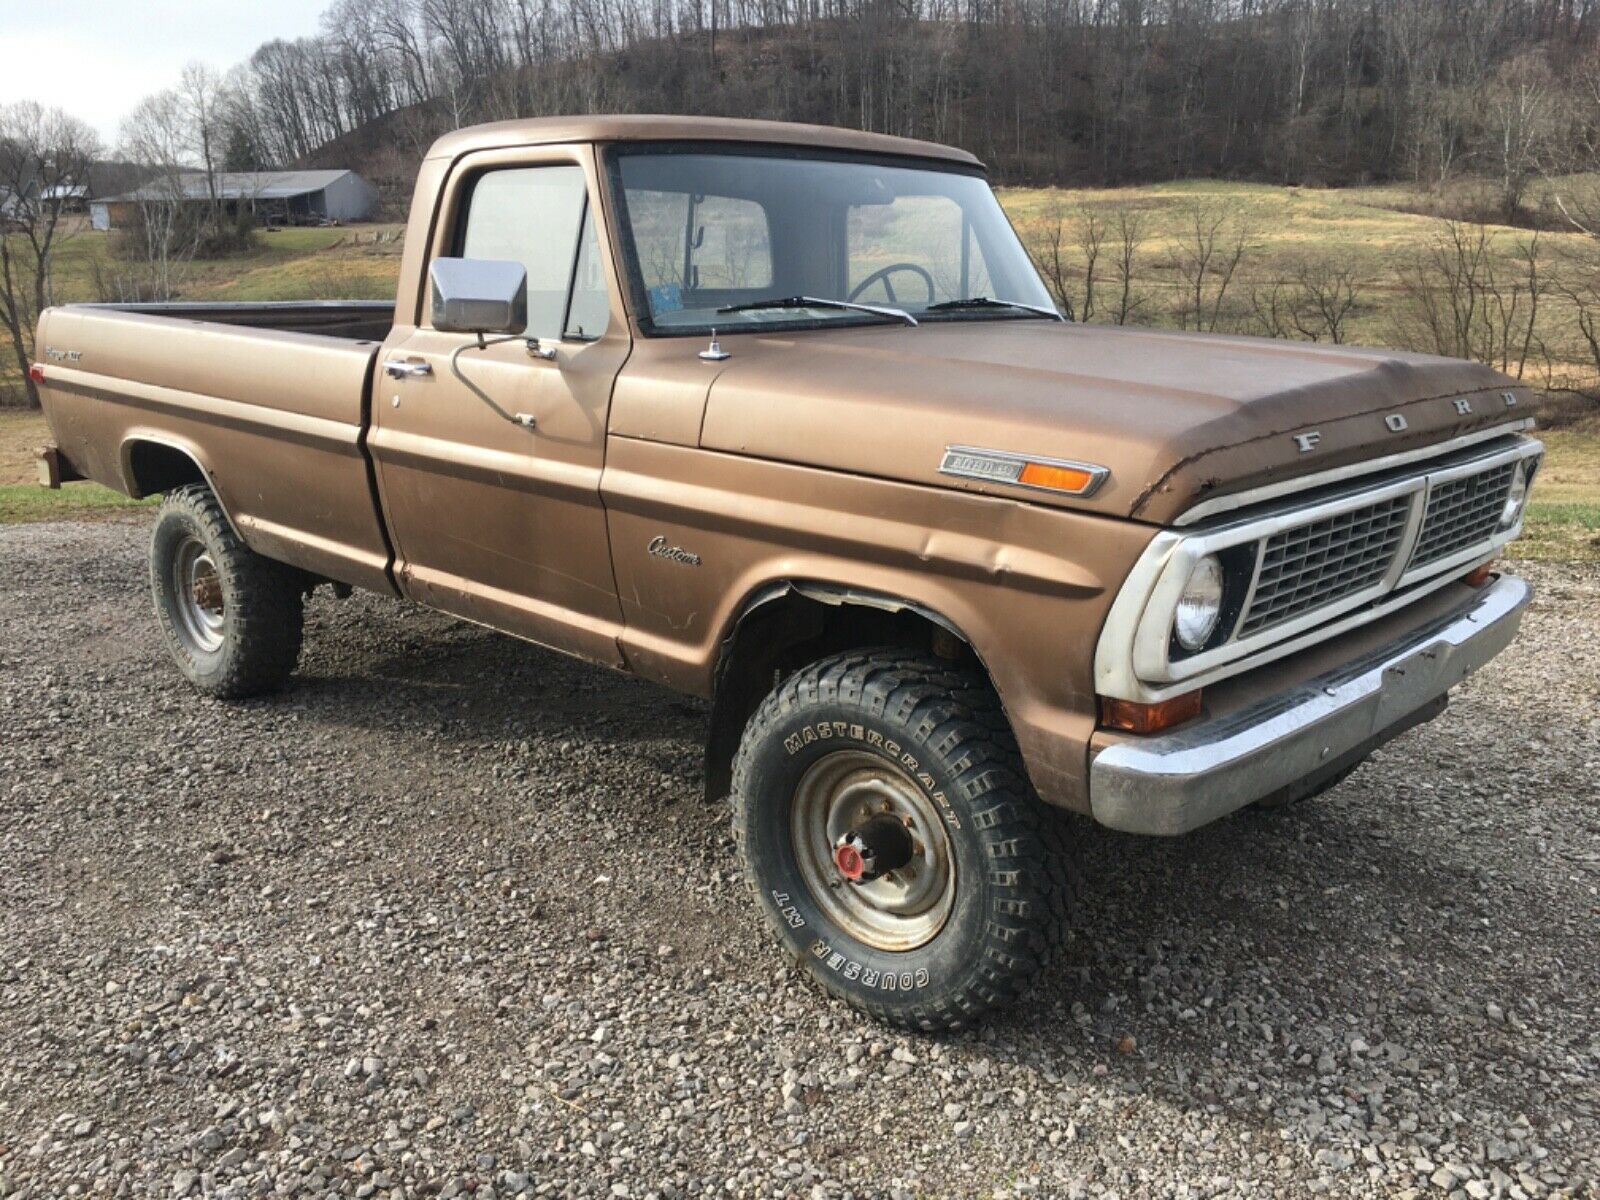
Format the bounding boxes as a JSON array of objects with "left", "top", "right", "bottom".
[{"left": 732, "top": 649, "right": 1069, "bottom": 1030}]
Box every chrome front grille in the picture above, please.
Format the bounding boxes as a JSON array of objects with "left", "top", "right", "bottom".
[
  {"left": 1238, "top": 495, "right": 1411, "bottom": 636},
  {"left": 1408, "top": 460, "right": 1518, "bottom": 570},
  {"left": 1122, "top": 430, "right": 1542, "bottom": 695}
]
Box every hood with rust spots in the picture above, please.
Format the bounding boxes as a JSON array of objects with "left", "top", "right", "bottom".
[{"left": 698, "top": 321, "right": 1530, "bottom": 525}]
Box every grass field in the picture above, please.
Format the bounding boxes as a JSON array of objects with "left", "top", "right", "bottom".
[
  {"left": 998, "top": 179, "right": 1598, "bottom": 381},
  {"left": 1516, "top": 423, "right": 1600, "bottom": 560}
]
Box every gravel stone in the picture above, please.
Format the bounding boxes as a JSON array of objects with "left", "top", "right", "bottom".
[{"left": 0, "top": 519, "right": 1596, "bottom": 1198}]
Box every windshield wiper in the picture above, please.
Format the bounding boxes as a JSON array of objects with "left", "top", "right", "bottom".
[
  {"left": 717, "top": 295, "right": 918, "bottom": 327},
  {"left": 924, "top": 296, "right": 1064, "bottom": 320}
]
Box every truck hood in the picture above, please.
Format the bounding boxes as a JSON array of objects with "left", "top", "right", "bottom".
[{"left": 698, "top": 321, "right": 1531, "bottom": 524}]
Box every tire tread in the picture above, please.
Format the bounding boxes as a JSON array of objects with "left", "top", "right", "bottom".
[
  {"left": 152, "top": 484, "right": 304, "bottom": 699},
  {"left": 732, "top": 647, "right": 1075, "bottom": 1031}
]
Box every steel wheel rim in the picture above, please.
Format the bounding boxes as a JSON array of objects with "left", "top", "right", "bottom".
[
  {"left": 172, "top": 536, "right": 225, "bottom": 654},
  {"left": 790, "top": 750, "right": 956, "bottom": 952}
]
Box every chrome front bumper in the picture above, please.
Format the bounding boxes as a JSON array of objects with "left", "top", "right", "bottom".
[{"left": 1089, "top": 574, "right": 1532, "bottom": 836}]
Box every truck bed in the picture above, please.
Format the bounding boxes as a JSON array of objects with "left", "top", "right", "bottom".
[
  {"left": 35, "top": 302, "right": 396, "bottom": 594},
  {"left": 75, "top": 300, "right": 395, "bottom": 342}
]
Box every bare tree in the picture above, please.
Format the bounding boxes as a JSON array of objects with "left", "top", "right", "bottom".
[
  {"left": 1250, "top": 261, "right": 1364, "bottom": 344},
  {"left": 1540, "top": 44, "right": 1600, "bottom": 402},
  {"left": 1028, "top": 201, "right": 1102, "bottom": 322},
  {"left": 1170, "top": 202, "right": 1254, "bottom": 333},
  {"left": 116, "top": 91, "right": 206, "bottom": 302},
  {"left": 0, "top": 102, "right": 99, "bottom": 408},
  {"left": 1391, "top": 219, "right": 1548, "bottom": 379},
  {"left": 177, "top": 62, "right": 230, "bottom": 235},
  {"left": 1106, "top": 207, "right": 1148, "bottom": 327},
  {"left": 1029, "top": 202, "right": 1075, "bottom": 319},
  {"left": 1075, "top": 208, "right": 1104, "bottom": 323},
  {"left": 1482, "top": 53, "right": 1556, "bottom": 218}
]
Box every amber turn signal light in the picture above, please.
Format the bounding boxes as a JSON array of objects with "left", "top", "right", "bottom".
[
  {"left": 1017, "top": 461, "right": 1098, "bottom": 494},
  {"left": 1099, "top": 690, "right": 1203, "bottom": 734},
  {"left": 1462, "top": 561, "right": 1494, "bottom": 587}
]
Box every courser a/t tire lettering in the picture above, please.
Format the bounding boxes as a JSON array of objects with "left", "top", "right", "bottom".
[{"left": 732, "top": 648, "right": 1071, "bottom": 1031}]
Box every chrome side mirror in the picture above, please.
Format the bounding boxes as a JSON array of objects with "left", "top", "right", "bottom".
[{"left": 429, "top": 257, "right": 528, "bottom": 335}]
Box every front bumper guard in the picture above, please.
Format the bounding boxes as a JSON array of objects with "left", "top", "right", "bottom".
[{"left": 1089, "top": 574, "right": 1532, "bottom": 835}]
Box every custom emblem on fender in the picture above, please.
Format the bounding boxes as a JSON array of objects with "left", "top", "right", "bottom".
[
  {"left": 1293, "top": 431, "right": 1322, "bottom": 453},
  {"left": 44, "top": 347, "right": 81, "bottom": 363},
  {"left": 1384, "top": 413, "right": 1408, "bottom": 432},
  {"left": 647, "top": 535, "right": 701, "bottom": 566}
]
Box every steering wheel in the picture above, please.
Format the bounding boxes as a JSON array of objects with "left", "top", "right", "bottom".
[{"left": 848, "top": 262, "right": 936, "bottom": 306}]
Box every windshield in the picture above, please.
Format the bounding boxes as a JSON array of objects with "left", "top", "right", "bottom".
[{"left": 608, "top": 146, "right": 1056, "bottom": 335}]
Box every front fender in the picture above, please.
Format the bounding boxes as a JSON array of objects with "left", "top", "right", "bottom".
[{"left": 602, "top": 437, "right": 1158, "bottom": 811}]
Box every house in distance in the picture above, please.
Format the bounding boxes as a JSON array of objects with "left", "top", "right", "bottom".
[{"left": 90, "top": 169, "right": 378, "bottom": 230}]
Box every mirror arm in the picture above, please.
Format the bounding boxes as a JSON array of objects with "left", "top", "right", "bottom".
[{"left": 447, "top": 332, "right": 544, "bottom": 430}]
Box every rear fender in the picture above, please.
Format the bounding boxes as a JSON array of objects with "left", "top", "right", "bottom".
[{"left": 119, "top": 433, "right": 244, "bottom": 541}]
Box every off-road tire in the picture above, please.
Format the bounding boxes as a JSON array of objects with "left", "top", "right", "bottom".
[
  {"left": 732, "top": 648, "right": 1071, "bottom": 1031},
  {"left": 150, "top": 484, "right": 304, "bottom": 698}
]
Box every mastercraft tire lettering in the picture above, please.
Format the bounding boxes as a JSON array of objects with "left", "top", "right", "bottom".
[{"left": 732, "top": 648, "right": 1070, "bottom": 1031}]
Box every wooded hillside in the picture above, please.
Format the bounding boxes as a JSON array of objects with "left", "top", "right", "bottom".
[{"left": 217, "top": 0, "right": 1600, "bottom": 202}]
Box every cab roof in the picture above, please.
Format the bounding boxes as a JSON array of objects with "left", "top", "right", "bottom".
[{"left": 424, "top": 114, "right": 984, "bottom": 169}]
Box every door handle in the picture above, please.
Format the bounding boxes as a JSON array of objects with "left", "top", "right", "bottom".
[{"left": 383, "top": 359, "right": 433, "bottom": 379}]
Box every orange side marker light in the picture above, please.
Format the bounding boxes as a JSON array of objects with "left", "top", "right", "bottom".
[
  {"left": 1018, "top": 461, "right": 1097, "bottom": 494},
  {"left": 1099, "top": 690, "right": 1203, "bottom": 734}
]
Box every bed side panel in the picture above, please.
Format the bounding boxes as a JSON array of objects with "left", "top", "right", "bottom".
[{"left": 36, "top": 306, "right": 393, "bottom": 593}]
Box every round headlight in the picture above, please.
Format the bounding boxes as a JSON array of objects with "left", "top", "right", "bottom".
[
  {"left": 1499, "top": 460, "right": 1530, "bottom": 529},
  {"left": 1173, "top": 554, "right": 1225, "bottom": 651}
]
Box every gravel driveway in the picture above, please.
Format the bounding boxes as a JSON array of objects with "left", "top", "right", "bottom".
[{"left": 1, "top": 518, "right": 1596, "bottom": 1200}]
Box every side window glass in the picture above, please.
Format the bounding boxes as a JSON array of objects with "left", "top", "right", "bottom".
[
  {"left": 564, "top": 204, "right": 609, "bottom": 339},
  {"left": 458, "top": 165, "right": 585, "bottom": 340}
]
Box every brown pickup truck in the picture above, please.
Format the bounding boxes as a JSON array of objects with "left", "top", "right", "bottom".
[{"left": 34, "top": 115, "right": 1542, "bottom": 1029}]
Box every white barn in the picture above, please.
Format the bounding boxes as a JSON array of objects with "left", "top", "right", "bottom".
[{"left": 91, "top": 169, "right": 378, "bottom": 230}]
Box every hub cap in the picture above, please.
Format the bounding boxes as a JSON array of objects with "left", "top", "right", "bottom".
[
  {"left": 790, "top": 750, "right": 956, "bottom": 952},
  {"left": 172, "top": 536, "right": 225, "bottom": 654}
]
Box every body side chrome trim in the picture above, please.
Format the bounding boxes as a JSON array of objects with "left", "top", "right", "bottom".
[{"left": 1174, "top": 419, "right": 1534, "bottom": 526}]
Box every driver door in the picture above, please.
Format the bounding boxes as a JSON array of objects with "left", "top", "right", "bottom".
[{"left": 368, "top": 146, "right": 630, "bottom": 666}]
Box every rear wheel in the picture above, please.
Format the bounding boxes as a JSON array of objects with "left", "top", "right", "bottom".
[
  {"left": 150, "top": 484, "right": 305, "bottom": 698},
  {"left": 732, "top": 648, "right": 1070, "bottom": 1030}
]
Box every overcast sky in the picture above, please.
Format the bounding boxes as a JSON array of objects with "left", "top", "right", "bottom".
[{"left": 2, "top": 0, "right": 331, "bottom": 149}]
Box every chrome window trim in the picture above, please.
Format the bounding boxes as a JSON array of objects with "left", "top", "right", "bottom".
[
  {"left": 1173, "top": 419, "right": 1534, "bottom": 526},
  {"left": 1096, "top": 434, "right": 1544, "bottom": 704}
]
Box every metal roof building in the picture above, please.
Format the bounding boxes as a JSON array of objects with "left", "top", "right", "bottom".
[{"left": 90, "top": 169, "right": 377, "bottom": 229}]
